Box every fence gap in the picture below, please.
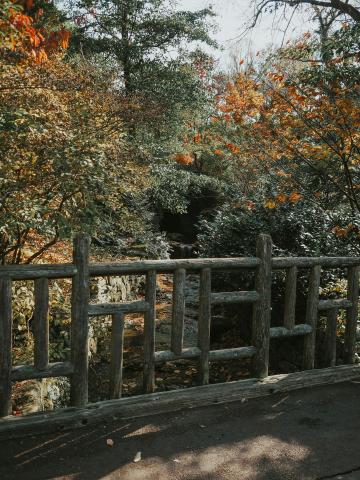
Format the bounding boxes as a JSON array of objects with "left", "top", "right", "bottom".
[
  {"left": 324, "top": 308, "right": 338, "bottom": 367},
  {"left": 283, "top": 266, "right": 297, "bottom": 330},
  {"left": 109, "top": 312, "right": 125, "bottom": 399}
]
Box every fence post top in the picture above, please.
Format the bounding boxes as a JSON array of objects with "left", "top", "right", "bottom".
[
  {"left": 257, "top": 234, "right": 273, "bottom": 254},
  {"left": 258, "top": 234, "right": 272, "bottom": 242},
  {"left": 74, "top": 233, "right": 91, "bottom": 242}
]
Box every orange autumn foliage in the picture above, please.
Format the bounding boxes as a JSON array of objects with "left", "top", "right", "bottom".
[
  {"left": 276, "top": 193, "right": 287, "bottom": 204},
  {"left": 289, "top": 192, "right": 302, "bottom": 203},
  {"left": 220, "top": 64, "right": 360, "bottom": 211},
  {"left": 0, "top": 0, "right": 70, "bottom": 63},
  {"left": 174, "top": 153, "right": 194, "bottom": 165},
  {"left": 193, "top": 133, "right": 202, "bottom": 144},
  {"left": 226, "top": 143, "right": 240, "bottom": 154}
]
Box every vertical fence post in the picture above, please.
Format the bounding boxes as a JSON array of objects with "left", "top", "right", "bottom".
[
  {"left": 198, "top": 268, "right": 211, "bottom": 385},
  {"left": 70, "top": 234, "right": 90, "bottom": 407},
  {"left": 344, "top": 266, "right": 359, "bottom": 364},
  {"left": 283, "top": 266, "right": 297, "bottom": 330},
  {"left": 252, "top": 234, "right": 272, "bottom": 379},
  {"left": 171, "top": 268, "right": 186, "bottom": 356},
  {"left": 143, "top": 270, "right": 157, "bottom": 394},
  {"left": 109, "top": 312, "right": 125, "bottom": 399},
  {"left": 34, "top": 277, "right": 49, "bottom": 370},
  {"left": 0, "top": 278, "right": 12, "bottom": 417},
  {"left": 303, "top": 265, "right": 321, "bottom": 370}
]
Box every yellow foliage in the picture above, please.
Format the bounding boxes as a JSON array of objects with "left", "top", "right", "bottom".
[{"left": 265, "top": 200, "right": 276, "bottom": 209}]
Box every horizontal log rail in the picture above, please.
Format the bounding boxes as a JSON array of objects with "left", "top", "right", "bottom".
[
  {"left": 1, "top": 234, "right": 359, "bottom": 437},
  {"left": 209, "top": 346, "right": 257, "bottom": 361},
  {"left": 211, "top": 291, "right": 259, "bottom": 304},
  {"left": 11, "top": 362, "right": 74, "bottom": 381},
  {"left": 1, "top": 256, "right": 359, "bottom": 281},
  {"left": 154, "top": 346, "right": 257, "bottom": 363},
  {"left": 270, "top": 324, "right": 313, "bottom": 338},
  {"left": 1, "top": 364, "right": 360, "bottom": 439},
  {"left": 318, "top": 299, "right": 352, "bottom": 310},
  {"left": 89, "top": 257, "right": 260, "bottom": 276},
  {"left": 154, "top": 347, "right": 201, "bottom": 362},
  {"left": 88, "top": 301, "right": 150, "bottom": 316},
  {"left": 272, "top": 257, "right": 360, "bottom": 269},
  {"left": 0, "top": 264, "right": 77, "bottom": 280}
]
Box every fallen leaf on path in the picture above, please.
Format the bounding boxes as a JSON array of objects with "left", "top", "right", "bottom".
[{"left": 133, "top": 451, "right": 142, "bottom": 462}]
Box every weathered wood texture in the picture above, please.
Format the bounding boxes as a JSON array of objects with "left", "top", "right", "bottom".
[
  {"left": 0, "top": 255, "right": 356, "bottom": 281},
  {"left": 33, "top": 278, "right": 49, "bottom": 371},
  {"left": 270, "top": 324, "right": 312, "bottom": 339},
  {"left": 88, "top": 301, "right": 149, "bottom": 316},
  {"left": 0, "top": 278, "right": 12, "bottom": 417},
  {"left": 303, "top": 265, "right": 321, "bottom": 370},
  {"left": 143, "top": 270, "right": 157, "bottom": 394},
  {"left": 324, "top": 308, "right": 338, "bottom": 367},
  {"left": 198, "top": 268, "right": 211, "bottom": 385},
  {"left": 2, "top": 364, "right": 360, "bottom": 439},
  {"left": 344, "top": 266, "right": 360, "bottom": 364},
  {"left": 272, "top": 257, "right": 360, "bottom": 269},
  {"left": 283, "top": 266, "right": 297, "bottom": 330},
  {"left": 0, "top": 264, "right": 76, "bottom": 280},
  {"left": 2, "top": 233, "right": 360, "bottom": 427},
  {"left": 252, "top": 235, "right": 272, "bottom": 379},
  {"left": 171, "top": 268, "right": 186, "bottom": 356},
  {"left": 11, "top": 362, "right": 74, "bottom": 381},
  {"left": 109, "top": 313, "right": 125, "bottom": 399},
  {"left": 211, "top": 291, "right": 259, "bottom": 304},
  {"left": 70, "top": 235, "right": 90, "bottom": 407},
  {"left": 155, "top": 347, "right": 201, "bottom": 363},
  {"left": 209, "top": 346, "right": 256, "bottom": 361},
  {"left": 154, "top": 346, "right": 257, "bottom": 363},
  {"left": 1, "top": 255, "right": 357, "bottom": 280},
  {"left": 318, "top": 299, "right": 352, "bottom": 310},
  {"left": 89, "top": 257, "right": 260, "bottom": 276}
]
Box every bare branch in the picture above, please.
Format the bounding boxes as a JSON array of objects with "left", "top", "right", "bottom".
[{"left": 252, "top": 0, "right": 360, "bottom": 23}]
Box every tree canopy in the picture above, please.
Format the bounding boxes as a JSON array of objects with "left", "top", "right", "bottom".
[{"left": 1, "top": 0, "right": 359, "bottom": 263}]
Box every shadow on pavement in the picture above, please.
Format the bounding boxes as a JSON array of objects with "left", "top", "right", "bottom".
[{"left": 1, "top": 382, "right": 360, "bottom": 480}]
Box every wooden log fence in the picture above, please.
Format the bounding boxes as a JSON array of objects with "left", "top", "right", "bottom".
[{"left": 0, "top": 234, "right": 360, "bottom": 436}]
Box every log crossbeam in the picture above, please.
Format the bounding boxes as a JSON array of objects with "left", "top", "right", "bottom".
[
  {"left": 88, "top": 301, "right": 150, "bottom": 316},
  {"left": 211, "top": 291, "right": 259, "bottom": 304}
]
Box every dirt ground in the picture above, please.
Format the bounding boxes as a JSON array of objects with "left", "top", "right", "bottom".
[{"left": 1, "top": 381, "right": 360, "bottom": 480}]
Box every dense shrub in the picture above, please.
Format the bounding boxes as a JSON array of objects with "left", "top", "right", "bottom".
[
  {"left": 198, "top": 200, "right": 359, "bottom": 258},
  {"left": 150, "top": 163, "right": 231, "bottom": 215}
]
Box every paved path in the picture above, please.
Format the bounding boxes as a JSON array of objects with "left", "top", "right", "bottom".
[{"left": 1, "top": 382, "right": 360, "bottom": 480}]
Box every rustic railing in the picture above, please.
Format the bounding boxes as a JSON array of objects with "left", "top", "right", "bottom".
[{"left": 0, "top": 234, "right": 359, "bottom": 436}]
